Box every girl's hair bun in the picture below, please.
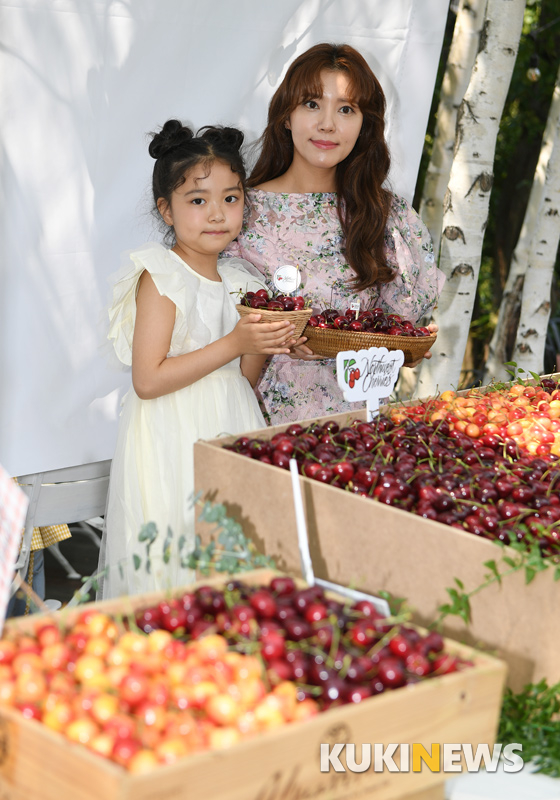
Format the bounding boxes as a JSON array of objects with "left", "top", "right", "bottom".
[
  {"left": 199, "top": 125, "right": 244, "bottom": 152},
  {"left": 149, "top": 120, "right": 194, "bottom": 159}
]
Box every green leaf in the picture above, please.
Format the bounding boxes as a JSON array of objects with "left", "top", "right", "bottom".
[
  {"left": 525, "top": 566, "right": 536, "bottom": 584},
  {"left": 554, "top": 567, "right": 560, "bottom": 582},
  {"left": 133, "top": 554, "right": 141, "bottom": 571},
  {"left": 483, "top": 559, "right": 502, "bottom": 585},
  {"left": 138, "top": 521, "right": 158, "bottom": 543}
]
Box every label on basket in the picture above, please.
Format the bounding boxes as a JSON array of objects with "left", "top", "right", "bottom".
[
  {"left": 336, "top": 347, "right": 404, "bottom": 419},
  {"left": 349, "top": 300, "right": 361, "bottom": 319},
  {"left": 273, "top": 264, "right": 300, "bottom": 294},
  {"left": 0, "top": 466, "right": 29, "bottom": 633}
]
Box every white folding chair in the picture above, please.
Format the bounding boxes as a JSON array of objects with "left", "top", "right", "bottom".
[{"left": 12, "top": 461, "right": 111, "bottom": 608}]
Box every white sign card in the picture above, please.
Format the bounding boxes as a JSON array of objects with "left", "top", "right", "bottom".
[
  {"left": 273, "top": 264, "right": 300, "bottom": 295},
  {"left": 0, "top": 465, "right": 29, "bottom": 631},
  {"left": 336, "top": 347, "right": 405, "bottom": 420},
  {"left": 288, "top": 458, "right": 390, "bottom": 616}
]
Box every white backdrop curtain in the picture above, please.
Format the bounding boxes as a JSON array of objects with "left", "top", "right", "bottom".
[{"left": 0, "top": 0, "right": 449, "bottom": 476}]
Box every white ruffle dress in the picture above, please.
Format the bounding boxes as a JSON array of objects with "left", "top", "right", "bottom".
[{"left": 99, "top": 243, "right": 267, "bottom": 598}]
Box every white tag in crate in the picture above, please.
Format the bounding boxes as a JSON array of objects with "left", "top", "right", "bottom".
[
  {"left": 349, "top": 300, "right": 361, "bottom": 319},
  {"left": 336, "top": 347, "right": 404, "bottom": 420},
  {"left": 273, "top": 264, "right": 300, "bottom": 294}
]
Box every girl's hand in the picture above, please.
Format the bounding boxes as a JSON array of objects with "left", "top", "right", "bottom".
[
  {"left": 287, "top": 337, "right": 326, "bottom": 361},
  {"left": 231, "top": 313, "right": 297, "bottom": 355}
]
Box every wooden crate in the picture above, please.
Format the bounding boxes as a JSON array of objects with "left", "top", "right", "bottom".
[
  {"left": 194, "top": 401, "right": 560, "bottom": 693},
  {"left": 0, "top": 570, "right": 506, "bottom": 800}
]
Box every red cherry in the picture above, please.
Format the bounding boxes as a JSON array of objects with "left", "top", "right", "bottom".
[
  {"left": 284, "top": 617, "right": 313, "bottom": 641},
  {"left": 269, "top": 576, "right": 296, "bottom": 596},
  {"left": 230, "top": 604, "right": 256, "bottom": 623},
  {"left": 267, "top": 659, "right": 294, "bottom": 682},
  {"left": 345, "top": 685, "right": 373, "bottom": 703},
  {"left": 272, "top": 450, "right": 291, "bottom": 469},
  {"left": 260, "top": 632, "right": 286, "bottom": 661},
  {"left": 304, "top": 603, "right": 328, "bottom": 623},
  {"left": 353, "top": 600, "right": 382, "bottom": 619},
  {"left": 250, "top": 590, "right": 277, "bottom": 618},
  {"left": 388, "top": 634, "right": 414, "bottom": 659},
  {"left": 377, "top": 657, "right": 406, "bottom": 688},
  {"left": 332, "top": 461, "right": 354, "bottom": 485},
  {"left": 161, "top": 604, "right": 188, "bottom": 633}
]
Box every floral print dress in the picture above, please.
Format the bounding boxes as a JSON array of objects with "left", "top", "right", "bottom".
[{"left": 223, "top": 190, "right": 445, "bottom": 425}]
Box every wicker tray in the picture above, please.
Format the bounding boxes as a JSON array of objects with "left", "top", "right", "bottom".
[
  {"left": 236, "top": 304, "right": 313, "bottom": 339},
  {"left": 303, "top": 325, "right": 437, "bottom": 365}
]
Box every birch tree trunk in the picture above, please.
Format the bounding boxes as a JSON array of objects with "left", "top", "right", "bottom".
[
  {"left": 420, "top": 0, "right": 488, "bottom": 256},
  {"left": 484, "top": 62, "right": 560, "bottom": 382},
  {"left": 510, "top": 67, "right": 560, "bottom": 376},
  {"left": 416, "top": 0, "right": 526, "bottom": 398}
]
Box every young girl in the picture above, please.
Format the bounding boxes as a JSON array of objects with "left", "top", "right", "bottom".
[
  {"left": 223, "top": 43, "right": 445, "bottom": 425},
  {"left": 99, "top": 120, "right": 296, "bottom": 598}
]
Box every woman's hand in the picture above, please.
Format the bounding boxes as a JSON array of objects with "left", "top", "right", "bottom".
[
  {"left": 231, "top": 313, "right": 296, "bottom": 355},
  {"left": 287, "top": 336, "right": 325, "bottom": 361},
  {"left": 407, "top": 323, "right": 439, "bottom": 368}
]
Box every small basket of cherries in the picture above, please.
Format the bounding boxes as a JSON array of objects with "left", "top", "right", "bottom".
[
  {"left": 236, "top": 289, "right": 313, "bottom": 339},
  {"left": 303, "top": 307, "right": 436, "bottom": 365}
]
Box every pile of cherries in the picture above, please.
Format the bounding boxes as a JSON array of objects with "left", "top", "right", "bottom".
[
  {"left": 225, "top": 391, "right": 560, "bottom": 557},
  {"left": 136, "top": 576, "right": 469, "bottom": 710},
  {"left": 307, "top": 307, "right": 431, "bottom": 337},
  {"left": 239, "top": 289, "right": 307, "bottom": 312}
]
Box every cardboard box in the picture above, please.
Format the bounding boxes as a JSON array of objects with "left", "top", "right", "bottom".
[
  {"left": 194, "top": 408, "right": 559, "bottom": 693},
  {"left": 0, "top": 569, "right": 506, "bottom": 800}
]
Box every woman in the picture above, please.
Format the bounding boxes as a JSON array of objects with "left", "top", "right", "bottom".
[{"left": 224, "top": 43, "right": 444, "bottom": 424}]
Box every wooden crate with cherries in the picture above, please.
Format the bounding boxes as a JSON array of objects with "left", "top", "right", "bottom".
[{"left": 0, "top": 569, "right": 506, "bottom": 800}]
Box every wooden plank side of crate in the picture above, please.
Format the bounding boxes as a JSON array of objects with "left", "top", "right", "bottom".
[{"left": 0, "top": 704, "right": 122, "bottom": 800}]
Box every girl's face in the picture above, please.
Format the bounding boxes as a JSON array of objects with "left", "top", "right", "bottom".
[
  {"left": 158, "top": 160, "right": 244, "bottom": 267},
  {"left": 286, "top": 69, "right": 363, "bottom": 174}
]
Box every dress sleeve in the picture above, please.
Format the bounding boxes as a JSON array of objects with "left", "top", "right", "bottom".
[
  {"left": 377, "top": 196, "right": 445, "bottom": 324},
  {"left": 218, "top": 257, "right": 271, "bottom": 300},
  {"left": 107, "top": 242, "right": 193, "bottom": 365}
]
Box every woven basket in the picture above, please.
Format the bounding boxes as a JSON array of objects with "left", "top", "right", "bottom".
[
  {"left": 303, "top": 325, "right": 437, "bottom": 366},
  {"left": 236, "top": 304, "right": 313, "bottom": 339}
]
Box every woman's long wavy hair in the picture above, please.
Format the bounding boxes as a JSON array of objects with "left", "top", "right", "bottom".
[{"left": 249, "top": 43, "right": 394, "bottom": 291}]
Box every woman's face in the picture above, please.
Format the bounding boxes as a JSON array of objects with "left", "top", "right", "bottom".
[{"left": 286, "top": 69, "right": 363, "bottom": 174}]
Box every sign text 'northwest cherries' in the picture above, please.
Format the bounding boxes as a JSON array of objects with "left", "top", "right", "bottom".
[{"left": 336, "top": 347, "right": 405, "bottom": 421}]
